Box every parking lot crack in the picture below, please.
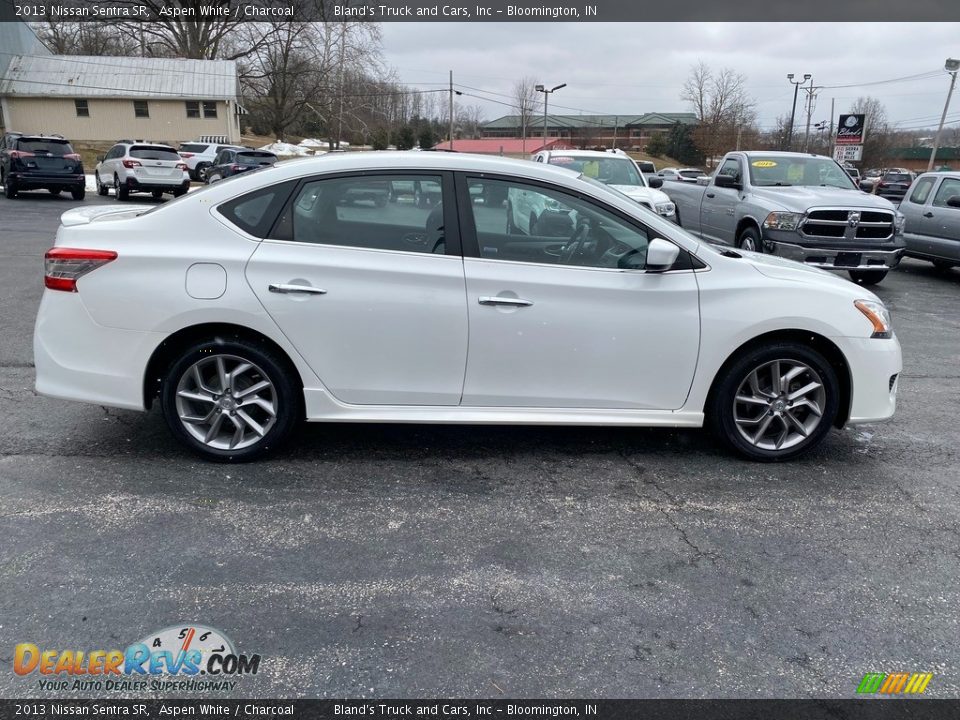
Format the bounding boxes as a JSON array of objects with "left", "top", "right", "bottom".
[{"left": 619, "top": 451, "right": 718, "bottom": 567}]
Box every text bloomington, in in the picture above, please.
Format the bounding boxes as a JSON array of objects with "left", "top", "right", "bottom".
[{"left": 334, "top": 4, "right": 597, "bottom": 18}]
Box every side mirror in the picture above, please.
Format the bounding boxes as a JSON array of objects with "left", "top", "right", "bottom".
[
  {"left": 714, "top": 174, "right": 741, "bottom": 190},
  {"left": 96, "top": 155, "right": 105, "bottom": 163},
  {"left": 645, "top": 238, "right": 681, "bottom": 272},
  {"left": 647, "top": 176, "right": 664, "bottom": 189},
  {"left": 947, "top": 195, "right": 960, "bottom": 208}
]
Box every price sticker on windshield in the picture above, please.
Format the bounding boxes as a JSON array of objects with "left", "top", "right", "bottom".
[{"left": 752, "top": 160, "right": 778, "bottom": 168}]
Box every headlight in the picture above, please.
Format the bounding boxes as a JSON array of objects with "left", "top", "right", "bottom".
[
  {"left": 763, "top": 211, "right": 802, "bottom": 231},
  {"left": 894, "top": 212, "right": 906, "bottom": 233},
  {"left": 655, "top": 202, "right": 676, "bottom": 216},
  {"left": 854, "top": 299, "right": 893, "bottom": 339}
]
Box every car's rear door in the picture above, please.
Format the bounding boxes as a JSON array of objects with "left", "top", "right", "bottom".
[
  {"left": 457, "top": 174, "right": 700, "bottom": 410},
  {"left": 244, "top": 171, "right": 469, "bottom": 406}
]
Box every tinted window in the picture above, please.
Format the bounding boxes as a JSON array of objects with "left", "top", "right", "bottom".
[
  {"left": 75, "top": 99, "right": 89, "bottom": 117},
  {"left": 179, "top": 143, "right": 208, "bottom": 153},
  {"left": 466, "top": 177, "right": 653, "bottom": 270},
  {"left": 217, "top": 181, "right": 296, "bottom": 238},
  {"left": 908, "top": 177, "right": 936, "bottom": 205},
  {"left": 133, "top": 100, "right": 149, "bottom": 118},
  {"left": 932, "top": 177, "right": 960, "bottom": 208},
  {"left": 236, "top": 152, "right": 277, "bottom": 166},
  {"left": 130, "top": 146, "right": 180, "bottom": 161},
  {"left": 284, "top": 174, "right": 447, "bottom": 254},
  {"left": 16, "top": 139, "right": 74, "bottom": 156},
  {"left": 884, "top": 173, "right": 912, "bottom": 183},
  {"left": 636, "top": 161, "right": 656, "bottom": 173}
]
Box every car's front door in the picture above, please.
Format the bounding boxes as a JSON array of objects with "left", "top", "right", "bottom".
[
  {"left": 700, "top": 157, "right": 743, "bottom": 245},
  {"left": 244, "top": 171, "right": 468, "bottom": 406},
  {"left": 458, "top": 175, "right": 701, "bottom": 410}
]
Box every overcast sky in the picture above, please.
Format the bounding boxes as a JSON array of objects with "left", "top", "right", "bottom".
[{"left": 381, "top": 23, "right": 960, "bottom": 132}]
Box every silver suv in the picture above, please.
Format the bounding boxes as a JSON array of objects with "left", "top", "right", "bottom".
[{"left": 95, "top": 141, "right": 190, "bottom": 201}]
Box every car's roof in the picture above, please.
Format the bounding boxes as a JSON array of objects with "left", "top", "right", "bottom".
[{"left": 739, "top": 151, "right": 829, "bottom": 159}]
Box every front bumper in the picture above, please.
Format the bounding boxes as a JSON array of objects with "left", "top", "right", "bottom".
[
  {"left": 842, "top": 335, "right": 902, "bottom": 424},
  {"left": 764, "top": 238, "right": 905, "bottom": 271}
]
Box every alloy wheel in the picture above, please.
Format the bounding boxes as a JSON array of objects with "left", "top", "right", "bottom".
[
  {"left": 174, "top": 354, "right": 278, "bottom": 451},
  {"left": 733, "top": 359, "right": 826, "bottom": 451}
]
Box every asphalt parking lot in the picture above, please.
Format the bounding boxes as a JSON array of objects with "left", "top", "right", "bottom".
[{"left": 1, "top": 191, "right": 959, "bottom": 699}]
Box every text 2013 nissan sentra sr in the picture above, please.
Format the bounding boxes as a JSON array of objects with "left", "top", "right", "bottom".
[{"left": 34, "top": 153, "right": 901, "bottom": 462}]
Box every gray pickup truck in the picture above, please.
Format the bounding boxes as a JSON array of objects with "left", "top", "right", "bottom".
[{"left": 667, "top": 151, "right": 906, "bottom": 285}]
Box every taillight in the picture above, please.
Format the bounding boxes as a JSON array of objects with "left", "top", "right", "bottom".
[
  {"left": 176, "top": 162, "right": 188, "bottom": 170},
  {"left": 230, "top": 164, "right": 242, "bottom": 171},
  {"left": 179, "top": 152, "right": 194, "bottom": 158},
  {"left": 9, "top": 150, "right": 35, "bottom": 160},
  {"left": 65, "top": 153, "right": 82, "bottom": 161},
  {"left": 122, "top": 159, "right": 141, "bottom": 168},
  {"left": 44, "top": 248, "right": 117, "bottom": 292}
]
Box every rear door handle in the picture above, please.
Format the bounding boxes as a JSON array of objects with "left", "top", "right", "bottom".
[
  {"left": 706, "top": 192, "right": 715, "bottom": 198},
  {"left": 923, "top": 212, "right": 934, "bottom": 218},
  {"left": 478, "top": 296, "right": 534, "bottom": 307},
  {"left": 268, "top": 283, "right": 327, "bottom": 295}
]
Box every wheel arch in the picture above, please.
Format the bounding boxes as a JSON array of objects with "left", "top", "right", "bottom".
[
  {"left": 143, "top": 322, "right": 305, "bottom": 410},
  {"left": 704, "top": 329, "right": 852, "bottom": 428},
  {"left": 735, "top": 216, "right": 763, "bottom": 243}
]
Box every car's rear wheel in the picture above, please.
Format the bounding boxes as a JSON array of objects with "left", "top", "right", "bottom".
[
  {"left": 115, "top": 175, "right": 129, "bottom": 201},
  {"left": 160, "top": 338, "right": 301, "bottom": 462},
  {"left": 96, "top": 173, "right": 108, "bottom": 196},
  {"left": 48, "top": 188, "right": 61, "bottom": 196},
  {"left": 848, "top": 269, "right": 888, "bottom": 285},
  {"left": 207, "top": 173, "right": 221, "bottom": 184},
  {"left": 3, "top": 174, "right": 17, "bottom": 199},
  {"left": 737, "top": 225, "right": 762, "bottom": 253},
  {"left": 710, "top": 343, "right": 839, "bottom": 462},
  {"left": 71, "top": 187, "right": 85, "bottom": 200},
  {"left": 152, "top": 190, "right": 163, "bottom": 199}
]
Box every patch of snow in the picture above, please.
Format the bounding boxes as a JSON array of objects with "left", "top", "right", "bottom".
[{"left": 259, "top": 142, "right": 310, "bottom": 157}]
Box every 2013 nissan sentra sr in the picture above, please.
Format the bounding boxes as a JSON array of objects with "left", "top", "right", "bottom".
[{"left": 34, "top": 153, "right": 901, "bottom": 462}]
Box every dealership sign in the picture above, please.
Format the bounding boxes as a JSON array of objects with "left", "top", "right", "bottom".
[
  {"left": 834, "top": 145, "right": 863, "bottom": 162},
  {"left": 836, "top": 114, "right": 867, "bottom": 145}
]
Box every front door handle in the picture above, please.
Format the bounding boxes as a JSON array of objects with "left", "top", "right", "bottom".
[
  {"left": 923, "top": 212, "right": 934, "bottom": 218},
  {"left": 268, "top": 283, "right": 327, "bottom": 295},
  {"left": 478, "top": 296, "right": 534, "bottom": 307}
]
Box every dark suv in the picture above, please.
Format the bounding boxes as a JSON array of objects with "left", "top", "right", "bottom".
[
  {"left": 1, "top": 133, "right": 86, "bottom": 200},
  {"left": 205, "top": 148, "right": 278, "bottom": 184},
  {"left": 875, "top": 171, "right": 915, "bottom": 202}
]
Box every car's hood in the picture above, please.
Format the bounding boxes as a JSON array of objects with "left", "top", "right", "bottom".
[
  {"left": 734, "top": 248, "right": 879, "bottom": 300},
  {"left": 609, "top": 185, "right": 671, "bottom": 205},
  {"left": 749, "top": 185, "right": 897, "bottom": 212},
  {"left": 60, "top": 205, "right": 153, "bottom": 227}
]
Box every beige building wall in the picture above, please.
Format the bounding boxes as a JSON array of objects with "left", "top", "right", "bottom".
[{"left": 3, "top": 97, "right": 240, "bottom": 144}]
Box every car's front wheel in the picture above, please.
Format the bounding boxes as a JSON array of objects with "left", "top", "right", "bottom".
[
  {"left": 710, "top": 343, "right": 839, "bottom": 462},
  {"left": 848, "top": 269, "right": 888, "bottom": 285},
  {"left": 3, "top": 174, "right": 17, "bottom": 199},
  {"left": 96, "top": 173, "right": 108, "bottom": 196},
  {"left": 737, "top": 225, "right": 762, "bottom": 253},
  {"left": 160, "top": 338, "right": 301, "bottom": 462}
]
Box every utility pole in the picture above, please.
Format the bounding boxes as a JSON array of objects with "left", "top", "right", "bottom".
[
  {"left": 520, "top": 98, "right": 527, "bottom": 154},
  {"left": 829, "top": 97, "right": 835, "bottom": 158},
  {"left": 449, "top": 70, "right": 454, "bottom": 151},
  {"left": 612, "top": 115, "right": 618, "bottom": 150},
  {"left": 336, "top": 25, "right": 347, "bottom": 150},
  {"left": 786, "top": 73, "right": 810, "bottom": 150},
  {"left": 802, "top": 77, "right": 817, "bottom": 153},
  {"left": 928, "top": 59, "right": 960, "bottom": 172}
]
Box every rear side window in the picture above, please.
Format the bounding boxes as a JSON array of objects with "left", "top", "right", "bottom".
[
  {"left": 130, "top": 146, "right": 180, "bottom": 161},
  {"left": 236, "top": 152, "right": 277, "bottom": 166},
  {"left": 179, "top": 143, "right": 208, "bottom": 153},
  {"left": 17, "top": 139, "right": 74, "bottom": 156},
  {"left": 908, "top": 177, "right": 936, "bottom": 205},
  {"left": 217, "top": 181, "right": 296, "bottom": 238},
  {"left": 636, "top": 161, "right": 655, "bottom": 173}
]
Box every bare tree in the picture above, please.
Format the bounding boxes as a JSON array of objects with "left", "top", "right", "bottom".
[
  {"left": 681, "top": 62, "right": 756, "bottom": 166},
  {"left": 850, "top": 96, "right": 894, "bottom": 169},
  {"left": 33, "top": 21, "right": 140, "bottom": 56},
  {"left": 513, "top": 76, "right": 542, "bottom": 148}
]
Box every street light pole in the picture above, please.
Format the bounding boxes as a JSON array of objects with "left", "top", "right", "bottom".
[
  {"left": 928, "top": 58, "right": 960, "bottom": 172},
  {"left": 536, "top": 83, "right": 566, "bottom": 149},
  {"left": 802, "top": 76, "right": 817, "bottom": 153},
  {"left": 786, "top": 73, "right": 810, "bottom": 151}
]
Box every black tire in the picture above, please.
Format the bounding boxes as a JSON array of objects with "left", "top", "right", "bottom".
[
  {"left": 3, "top": 175, "right": 17, "bottom": 199},
  {"left": 207, "top": 173, "right": 221, "bottom": 184},
  {"left": 932, "top": 260, "right": 955, "bottom": 271},
  {"left": 151, "top": 190, "right": 164, "bottom": 199},
  {"left": 159, "top": 337, "right": 301, "bottom": 462},
  {"left": 172, "top": 186, "right": 187, "bottom": 198},
  {"left": 848, "top": 269, "right": 888, "bottom": 285},
  {"left": 709, "top": 342, "right": 839, "bottom": 462},
  {"left": 194, "top": 163, "right": 210, "bottom": 182},
  {"left": 737, "top": 225, "right": 762, "bottom": 253},
  {"left": 674, "top": 206, "right": 682, "bottom": 227},
  {"left": 96, "top": 173, "right": 108, "bottom": 196},
  {"left": 115, "top": 175, "right": 128, "bottom": 201},
  {"left": 48, "top": 188, "right": 62, "bottom": 196},
  {"left": 71, "top": 187, "right": 86, "bottom": 201}
]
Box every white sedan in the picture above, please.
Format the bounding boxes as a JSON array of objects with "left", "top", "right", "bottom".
[{"left": 34, "top": 153, "right": 901, "bottom": 462}]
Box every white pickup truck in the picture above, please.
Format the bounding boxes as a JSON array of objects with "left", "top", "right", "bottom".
[{"left": 666, "top": 151, "right": 906, "bottom": 285}]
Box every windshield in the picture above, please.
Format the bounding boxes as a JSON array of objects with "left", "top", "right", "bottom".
[
  {"left": 678, "top": 169, "right": 703, "bottom": 178},
  {"left": 883, "top": 172, "right": 912, "bottom": 183},
  {"left": 547, "top": 155, "right": 645, "bottom": 188},
  {"left": 748, "top": 156, "right": 856, "bottom": 189},
  {"left": 17, "top": 139, "right": 73, "bottom": 156}
]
